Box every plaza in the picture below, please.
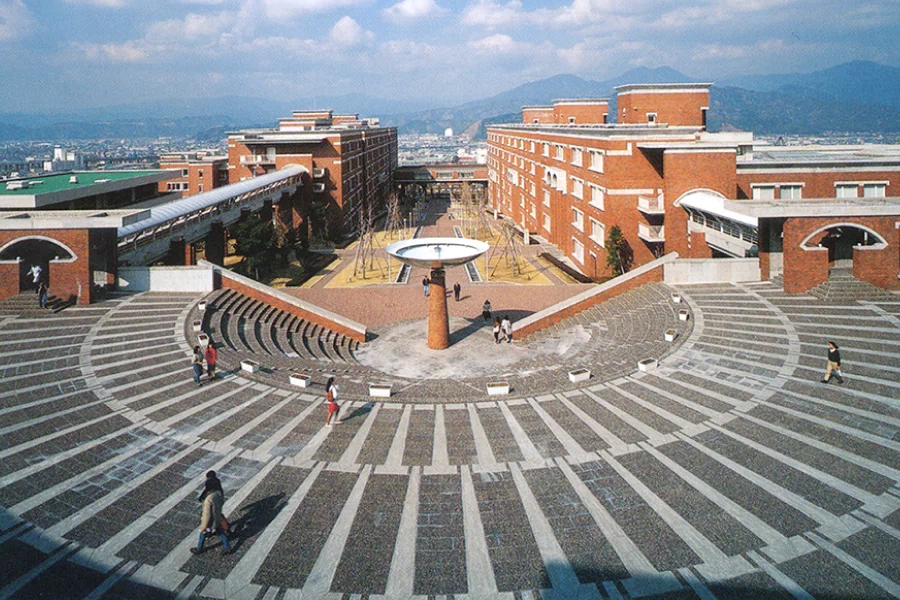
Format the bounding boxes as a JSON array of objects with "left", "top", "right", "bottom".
[{"left": 1, "top": 194, "right": 900, "bottom": 600}]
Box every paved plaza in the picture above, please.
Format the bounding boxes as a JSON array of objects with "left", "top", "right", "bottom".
[{"left": 2, "top": 268, "right": 900, "bottom": 600}]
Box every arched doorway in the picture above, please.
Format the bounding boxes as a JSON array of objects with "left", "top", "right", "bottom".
[
  {"left": 801, "top": 223, "right": 887, "bottom": 271},
  {"left": 0, "top": 237, "right": 76, "bottom": 292}
]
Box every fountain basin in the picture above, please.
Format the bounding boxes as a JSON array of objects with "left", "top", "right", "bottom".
[{"left": 385, "top": 237, "right": 489, "bottom": 268}]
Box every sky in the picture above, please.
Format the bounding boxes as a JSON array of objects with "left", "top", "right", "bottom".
[{"left": 0, "top": 0, "right": 898, "bottom": 113}]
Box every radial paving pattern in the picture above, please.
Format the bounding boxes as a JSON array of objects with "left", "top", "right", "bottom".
[{"left": 1, "top": 281, "right": 900, "bottom": 600}]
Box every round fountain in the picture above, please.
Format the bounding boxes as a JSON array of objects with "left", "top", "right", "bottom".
[{"left": 386, "top": 237, "right": 489, "bottom": 350}]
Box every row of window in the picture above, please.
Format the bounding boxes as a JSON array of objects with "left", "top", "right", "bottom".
[
  {"left": 489, "top": 137, "right": 606, "bottom": 173},
  {"left": 751, "top": 182, "right": 887, "bottom": 200}
]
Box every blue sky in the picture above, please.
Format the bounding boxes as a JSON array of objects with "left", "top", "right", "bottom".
[{"left": 0, "top": 0, "right": 898, "bottom": 112}]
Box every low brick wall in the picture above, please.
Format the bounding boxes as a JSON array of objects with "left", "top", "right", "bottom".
[
  {"left": 199, "top": 260, "right": 367, "bottom": 343},
  {"left": 514, "top": 253, "right": 677, "bottom": 339}
]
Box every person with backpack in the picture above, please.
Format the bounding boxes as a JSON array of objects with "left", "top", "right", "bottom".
[{"left": 325, "top": 376, "right": 341, "bottom": 426}]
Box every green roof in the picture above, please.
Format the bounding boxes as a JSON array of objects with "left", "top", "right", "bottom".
[{"left": 1, "top": 170, "right": 165, "bottom": 196}]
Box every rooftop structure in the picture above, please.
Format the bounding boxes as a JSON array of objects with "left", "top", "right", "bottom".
[{"left": 0, "top": 170, "right": 176, "bottom": 210}]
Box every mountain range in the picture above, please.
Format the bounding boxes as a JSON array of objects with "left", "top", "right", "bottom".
[{"left": 0, "top": 61, "right": 898, "bottom": 142}]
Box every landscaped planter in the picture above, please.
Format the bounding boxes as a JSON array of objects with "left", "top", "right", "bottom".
[
  {"left": 486, "top": 382, "right": 510, "bottom": 396},
  {"left": 198, "top": 300, "right": 207, "bottom": 311},
  {"left": 369, "top": 384, "right": 392, "bottom": 398},
  {"left": 197, "top": 333, "right": 210, "bottom": 347},
  {"left": 290, "top": 373, "right": 310, "bottom": 388},
  {"left": 678, "top": 309, "right": 689, "bottom": 321},
  {"left": 568, "top": 368, "right": 591, "bottom": 383},
  {"left": 241, "top": 359, "right": 260, "bottom": 373},
  {"left": 671, "top": 293, "right": 682, "bottom": 303},
  {"left": 638, "top": 358, "right": 658, "bottom": 372},
  {"left": 192, "top": 320, "right": 203, "bottom": 333},
  {"left": 665, "top": 329, "right": 677, "bottom": 342}
]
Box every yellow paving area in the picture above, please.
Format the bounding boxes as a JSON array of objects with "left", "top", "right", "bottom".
[
  {"left": 325, "top": 253, "right": 403, "bottom": 288},
  {"left": 534, "top": 254, "right": 582, "bottom": 284},
  {"left": 476, "top": 254, "right": 552, "bottom": 285},
  {"left": 300, "top": 257, "right": 342, "bottom": 289}
]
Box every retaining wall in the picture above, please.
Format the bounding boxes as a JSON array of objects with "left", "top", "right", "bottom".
[{"left": 664, "top": 258, "right": 760, "bottom": 284}]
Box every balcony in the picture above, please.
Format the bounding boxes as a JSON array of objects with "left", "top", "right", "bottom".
[
  {"left": 637, "top": 195, "right": 664, "bottom": 215},
  {"left": 312, "top": 167, "right": 326, "bottom": 178},
  {"left": 638, "top": 223, "right": 665, "bottom": 242}
]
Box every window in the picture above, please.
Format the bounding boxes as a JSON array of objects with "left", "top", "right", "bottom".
[
  {"left": 780, "top": 185, "right": 802, "bottom": 200},
  {"left": 197, "top": 184, "right": 204, "bottom": 192},
  {"left": 835, "top": 184, "right": 858, "bottom": 198},
  {"left": 572, "top": 208, "right": 584, "bottom": 231},
  {"left": 530, "top": 203, "right": 536, "bottom": 218},
  {"left": 571, "top": 178, "right": 583, "bottom": 200},
  {"left": 198, "top": 170, "right": 204, "bottom": 178},
  {"left": 181, "top": 169, "right": 189, "bottom": 177},
  {"left": 530, "top": 141, "right": 535, "bottom": 153},
  {"left": 568, "top": 116, "right": 576, "bottom": 124},
  {"left": 542, "top": 143, "right": 550, "bottom": 156},
  {"left": 590, "top": 219, "right": 605, "bottom": 246},
  {"left": 647, "top": 112, "right": 657, "bottom": 124},
  {"left": 543, "top": 190, "right": 550, "bottom": 207},
  {"left": 590, "top": 150, "right": 604, "bottom": 173},
  {"left": 590, "top": 185, "right": 604, "bottom": 210},
  {"left": 752, "top": 185, "right": 775, "bottom": 200},
  {"left": 572, "top": 238, "right": 584, "bottom": 264},
  {"left": 543, "top": 213, "right": 551, "bottom": 232},
  {"left": 555, "top": 145, "right": 565, "bottom": 160},
  {"left": 530, "top": 182, "right": 536, "bottom": 196},
  {"left": 572, "top": 147, "right": 583, "bottom": 166},
  {"left": 520, "top": 194, "right": 525, "bottom": 208},
  {"left": 863, "top": 183, "right": 886, "bottom": 198}
]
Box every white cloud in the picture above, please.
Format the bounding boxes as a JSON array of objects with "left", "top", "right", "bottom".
[
  {"left": 145, "top": 12, "right": 236, "bottom": 44},
  {"left": 70, "top": 40, "right": 150, "bottom": 62},
  {"left": 0, "top": 0, "right": 35, "bottom": 41},
  {"left": 261, "top": 0, "right": 367, "bottom": 18},
  {"left": 460, "top": 0, "right": 525, "bottom": 29},
  {"left": 328, "top": 16, "right": 373, "bottom": 46},
  {"left": 467, "top": 34, "right": 527, "bottom": 54},
  {"left": 382, "top": 0, "right": 445, "bottom": 23},
  {"left": 61, "top": 0, "right": 127, "bottom": 7}
]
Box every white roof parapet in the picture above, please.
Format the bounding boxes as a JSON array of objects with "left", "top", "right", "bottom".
[
  {"left": 677, "top": 191, "right": 758, "bottom": 228},
  {"left": 551, "top": 98, "right": 610, "bottom": 104},
  {"left": 724, "top": 196, "right": 900, "bottom": 219},
  {"left": 118, "top": 165, "right": 306, "bottom": 238},
  {"left": 614, "top": 83, "right": 713, "bottom": 94}
]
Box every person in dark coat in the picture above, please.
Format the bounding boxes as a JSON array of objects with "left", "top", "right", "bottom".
[
  {"left": 482, "top": 300, "right": 492, "bottom": 322},
  {"left": 821, "top": 341, "right": 844, "bottom": 384},
  {"left": 453, "top": 282, "right": 461, "bottom": 301}
]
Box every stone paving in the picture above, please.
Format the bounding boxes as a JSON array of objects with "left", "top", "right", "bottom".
[{"left": 1, "top": 276, "right": 900, "bottom": 600}]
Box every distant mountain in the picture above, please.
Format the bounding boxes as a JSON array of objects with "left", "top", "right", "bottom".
[
  {"left": 719, "top": 61, "right": 900, "bottom": 109},
  {"left": 382, "top": 66, "right": 697, "bottom": 135}
]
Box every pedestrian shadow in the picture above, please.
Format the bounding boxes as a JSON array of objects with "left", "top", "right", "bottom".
[
  {"left": 226, "top": 493, "right": 288, "bottom": 551},
  {"left": 340, "top": 401, "right": 375, "bottom": 423}
]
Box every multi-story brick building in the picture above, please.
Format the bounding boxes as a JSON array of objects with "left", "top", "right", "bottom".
[
  {"left": 487, "top": 84, "right": 900, "bottom": 292},
  {"left": 227, "top": 111, "right": 398, "bottom": 237},
  {"left": 158, "top": 150, "right": 229, "bottom": 197}
]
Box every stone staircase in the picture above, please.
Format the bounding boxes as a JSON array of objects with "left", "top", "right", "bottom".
[
  {"left": 807, "top": 267, "right": 898, "bottom": 303},
  {"left": 0, "top": 291, "right": 73, "bottom": 315}
]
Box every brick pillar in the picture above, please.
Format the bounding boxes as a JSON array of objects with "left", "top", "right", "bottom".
[
  {"left": 166, "top": 239, "right": 187, "bottom": 265},
  {"left": 427, "top": 263, "right": 450, "bottom": 350},
  {"left": 205, "top": 221, "right": 226, "bottom": 265},
  {"left": 185, "top": 241, "right": 196, "bottom": 266}
]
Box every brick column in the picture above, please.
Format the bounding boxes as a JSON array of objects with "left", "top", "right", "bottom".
[
  {"left": 205, "top": 221, "right": 226, "bottom": 265},
  {"left": 427, "top": 263, "right": 450, "bottom": 350}
]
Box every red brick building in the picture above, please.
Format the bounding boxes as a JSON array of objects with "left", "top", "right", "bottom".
[
  {"left": 158, "top": 150, "right": 229, "bottom": 197},
  {"left": 487, "top": 84, "right": 900, "bottom": 292},
  {"left": 227, "top": 111, "right": 398, "bottom": 237}
]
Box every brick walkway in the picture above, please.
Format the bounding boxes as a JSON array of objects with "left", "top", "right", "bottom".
[{"left": 1, "top": 276, "right": 900, "bottom": 600}]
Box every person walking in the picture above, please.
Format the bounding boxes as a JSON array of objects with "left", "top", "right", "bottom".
[
  {"left": 492, "top": 317, "right": 501, "bottom": 344},
  {"left": 205, "top": 342, "right": 217, "bottom": 381},
  {"left": 821, "top": 341, "right": 844, "bottom": 384},
  {"left": 325, "top": 376, "right": 341, "bottom": 426},
  {"left": 192, "top": 346, "right": 204, "bottom": 386},
  {"left": 37, "top": 282, "right": 48, "bottom": 309},
  {"left": 422, "top": 276, "right": 430, "bottom": 297},
  {"left": 191, "top": 470, "right": 232, "bottom": 555},
  {"left": 501, "top": 315, "right": 513, "bottom": 343},
  {"left": 453, "top": 282, "right": 461, "bottom": 302},
  {"left": 28, "top": 264, "right": 42, "bottom": 293},
  {"left": 482, "top": 300, "right": 492, "bottom": 322}
]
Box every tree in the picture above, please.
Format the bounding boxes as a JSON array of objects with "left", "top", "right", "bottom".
[
  {"left": 605, "top": 225, "right": 633, "bottom": 276},
  {"left": 232, "top": 216, "right": 276, "bottom": 280}
]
